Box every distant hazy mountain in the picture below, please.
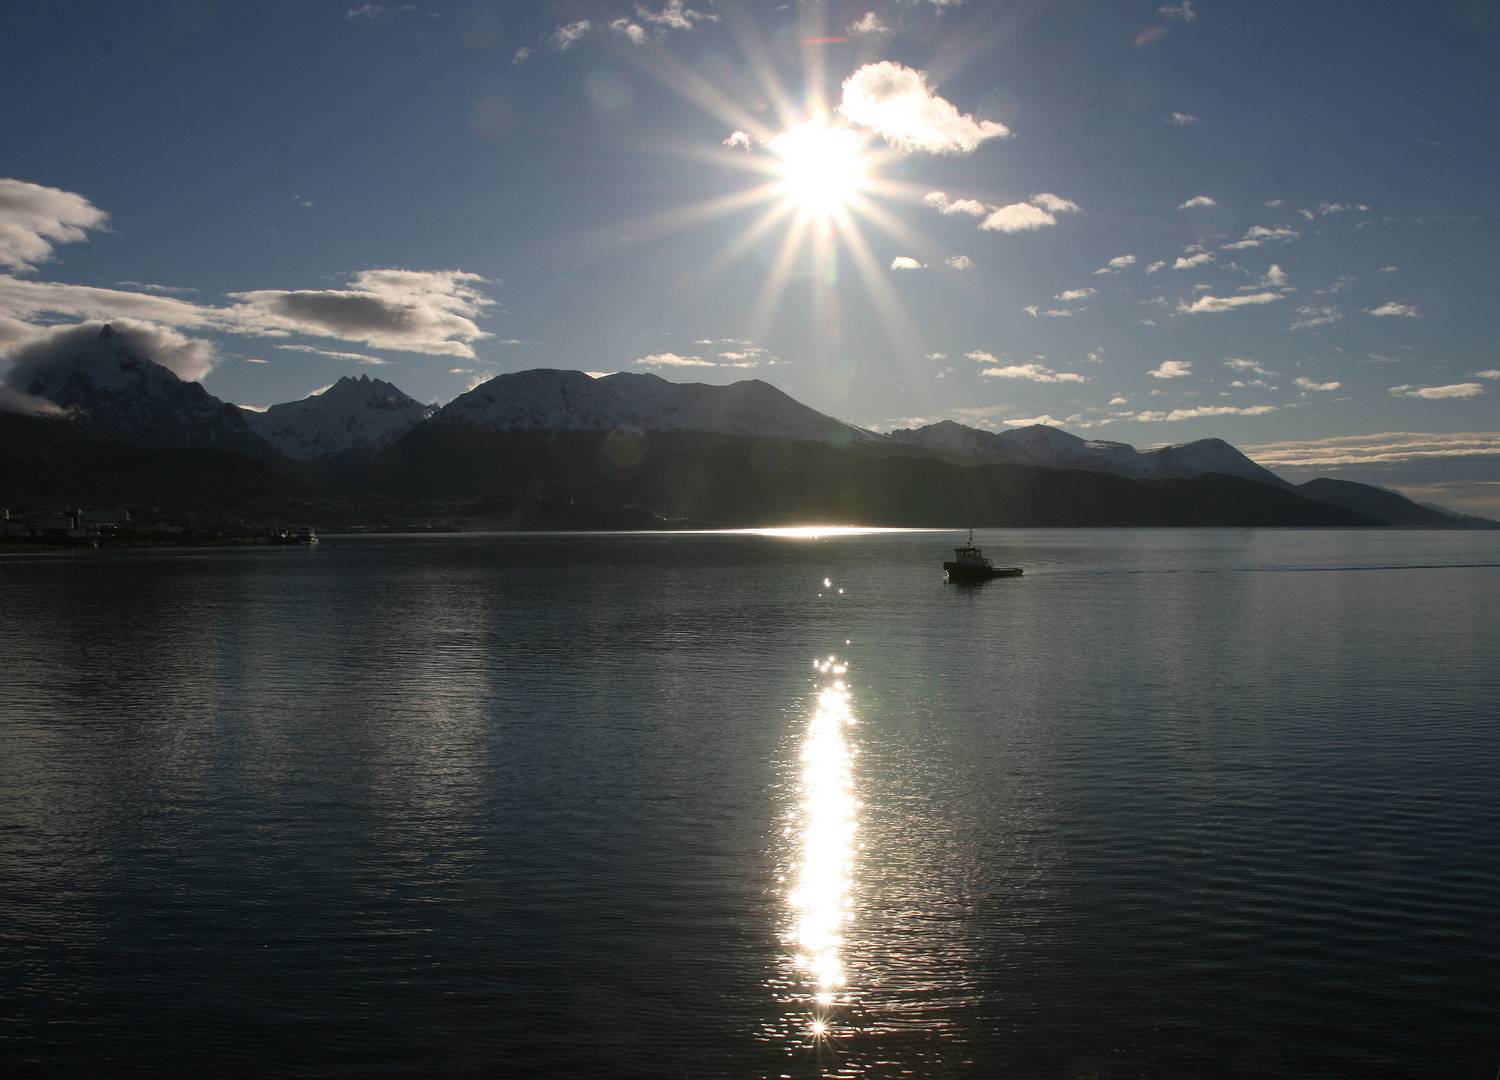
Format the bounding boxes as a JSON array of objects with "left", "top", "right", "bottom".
[
  {"left": 1297, "top": 477, "right": 1498, "bottom": 528},
  {"left": 18, "top": 324, "right": 275, "bottom": 457},
  {"left": 244, "top": 374, "right": 436, "bottom": 462},
  {"left": 434, "top": 368, "right": 892, "bottom": 445},
  {"left": 888, "top": 420, "right": 1287, "bottom": 485}
]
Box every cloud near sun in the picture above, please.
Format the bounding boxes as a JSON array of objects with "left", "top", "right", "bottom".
[{"left": 838, "top": 62, "right": 1010, "bottom": 155}]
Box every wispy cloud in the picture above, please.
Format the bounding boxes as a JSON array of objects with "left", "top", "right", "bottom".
[
  {"left": 970, "top": 353, "right": 1085, "bottom": 382},
  {"left": 1131, "top": 404, "right": 1279, "bottom": 421},
  {"left": 848, "top": 12, "right": 892, "bottom": 37},
  {"left": 1055, "top": 288, "right": 1096, "bottom": 301},
  {"left": 1291, "top": 303, "right": 1341, "bottom": 330},
  {"left": 1243, "top": 432, "right": 1500, "bottom": 468},
  {"left": 1178, "top": 292, "right": 1285, "bottom": 313},
  {"left": 922, "top": 191, "right": 988, "bottom": 217},
  {"left": 945, "top": 254, "right": 973, "bottom": 269},
  {"left": 1226, "top": 358, "right": 1276, "bottom": 376},
  {"left": 0, "top": 179, "right": 109, "bottom": 272},
  {"left": 1369, "top": 302, "right": 1419, "bottom": 317},
  {"left": 1390, "top": 383, "right": 1484, "bottom": 399},
  {"left": 1160, "top": 2, "right": 1196, "bottom": 21},
  {"left": 1150, "top": 360, "right": 1192, "bottom": 378},
  {"left": 1166, "top": 112, "right": 1198, "bottom": 125},
  {"left": 275, "top": 344, "right": 389, "bottom": 364},
  {"left": 1221, "top": 225, "right": 1301, "bottom": 250},
  {"left": 548, "top": 20, "right": 591, "bottom": 50},
  {"left": 840, "top": 62, "right": 1010, "bottom": 154},
  {"left": 1095, "top": 254, "right": 1136, "bottom": 274},
  {"left": 1178, "top": 195, "right": 1216, "bottom": 209},
  {"left": 635, "top": 351, "right": 715, "bottom": 367},
  {"left": 1295, "top": 377, "right": 1341, "bottom": 391}
]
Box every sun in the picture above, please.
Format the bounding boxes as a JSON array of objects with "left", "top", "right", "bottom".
[{"left": 768, "top": 122, "right": 869, "bottom": 216}]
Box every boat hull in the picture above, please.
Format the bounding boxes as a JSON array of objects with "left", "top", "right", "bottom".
[{"left": 944, "top": 561, "right": 1023, "bottom": 582}]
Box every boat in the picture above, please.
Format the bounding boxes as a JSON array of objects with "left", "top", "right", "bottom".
[
  {"left": 294, "top": 526, "right": 319, "bottom": 545},
  {"left": 943, "top": 530, "right": 1022, "bottom": 582}
]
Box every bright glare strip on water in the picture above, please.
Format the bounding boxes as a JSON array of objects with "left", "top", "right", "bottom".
[
  {"left": 788, "top": 656, "right": 859, "bottom": 1039},
  {"left": 723, "top": 526, "right": 908, "bottom": 538}
]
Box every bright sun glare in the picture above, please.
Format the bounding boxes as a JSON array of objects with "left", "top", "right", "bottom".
[{"left": 769, "top": 122, "right": 869, "bottom": 215}]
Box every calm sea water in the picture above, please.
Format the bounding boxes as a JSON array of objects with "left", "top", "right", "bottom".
[{"left": 2, "top": 529, "right": 1497, "bottom": 1078}]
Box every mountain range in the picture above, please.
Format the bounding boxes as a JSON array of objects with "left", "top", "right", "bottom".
[{"left": 1, "top": 324, "right": 1493, "bottom": 530}]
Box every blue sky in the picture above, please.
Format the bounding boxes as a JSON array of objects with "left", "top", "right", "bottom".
[{"left": 2, "top": 1, "right": 1498, "bottom": 512}]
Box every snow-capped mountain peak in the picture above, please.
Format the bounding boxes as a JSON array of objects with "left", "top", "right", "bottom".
[
  {"left": 16, "top": 323, "right": 273, "bottom": 454},
  {"left": 434, "top": 368, "right": 892, "bottom": 444},
  {"left": 243, "top": 374, "right": 436, "bottom": 461}
]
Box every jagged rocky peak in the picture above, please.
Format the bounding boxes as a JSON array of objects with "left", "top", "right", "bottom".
[
  {"left": 436, "top": 368, "right": 892, "bottom": 444},
  {"left": 244, "top": 373, "right": 437, "bottom": 461}
]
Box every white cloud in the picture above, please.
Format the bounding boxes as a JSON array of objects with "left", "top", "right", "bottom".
[
  {"left": 1476, "top": 370, "right": 1500, "bottom": 379},
  {"left": 611, "top": 19, "right": 648, "bottom": 44},
  {"left": 922, "top": 191, "right": 987, "bottom": 216},
  {"left": 1146, "top": 260, "right": 1167, "bottom": 273},
  {"left": 848, "top": 12, "right": 892, "bottom": 36},
  {"left": 1166, "top": 112, "right": 1198, "bottom": 126},
  {"left": 1178, "top": 195, "right": 1217, "bottom": 209},
  {"left": 925, "top": 352, "right": 947, "bottom": 360},
  {"left": 1055, "top": 288, "right": 1096, "bottom": 301},
  {"left": 723, "top": 130, "right": 754, "bottom": 150},
  {"left": 890, "top": 256, "right": 926, "bottom": 270},
  {"left": 0, "top": 179, "right": 109, "bottom": 272},
  {"left": 1173, "top": 252, "right": 1214, "bottom": 269},
  {"left": 1160, "top": 2, "right": 1196, "bottom": 21},
  {"left": 636, "top": 352, "right": 715, "bottom": 367},
  {"left": 1022, "top": 305, "right": 1039, "bottom": 317},
  {"left": 1178, "top": 292, "right": 1286, "bottom": 313},
  {"left": 1003, "top": 415, "right": 1067, "bottom": 427},
  {"left": 839, "top": 62, "right": 1010, "bottom": 155},
  {"left": 1225, "top": 358, "right": 1275, "bottom": 376},
  {"left": 1041, "top": 309, "right": 1073, "bottom": 317},
  {"left": 1369, "top": 302, "right": 1419, "bottom": 317},
  {"left": 511, "top": 46, "right": 533, "bottom": 64},
  {"left": 1389, "top": 383, "right": 1484, "bottom": 399},
  {"left": 1030, "top": 192, "right": 1080, "bottom": 214},
  {"left": 548, "top": 20, "right": 591, "bottom": 50},
  {"left": 1095, "top": 254, "right": 1136, "bottom": 274},
  {"left": 1150, "top": 360, "right": 1192, "bottom": 378},
  {"left": 981, "top": 202, "right": 1055, "bottom": 233},
  {"left": 945, "top": 255, "right": 973, "bottom": 269},
  {"left": 1295, "top": 377, "right": 1341, "bottom": 391},
  {"left": 979, "top": 361, "right": 1085, "bottom": 383},
  {"left": 1316, "top": 202, "right": 1368, "bottom": 215},
  {"left": 1221, "top": 225, "right": 1302, "bottom": 250},
  {"left": 965, "top": 350, "right": 1000, "bottom": 364},
  {"left": 1263, "top": 264, "right": 1289, "bottom": 287}
]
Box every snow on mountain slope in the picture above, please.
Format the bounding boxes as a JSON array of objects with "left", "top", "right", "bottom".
[
  {"left": 888, "top": 420, "right": 1286, "bottom": 484},
  {"left": 436, "top": 369, "right": 892, "bottom": 444},
  {"left": 17, "top": 324, "right": 274, "bottom": 454},
  {"left": 245, "top": 374, "right": 436, "bottom": 461}
]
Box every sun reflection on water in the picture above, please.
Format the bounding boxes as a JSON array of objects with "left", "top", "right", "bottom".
[{"left": 786, "top": 655, "right": 859, "bottom": 1041}]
